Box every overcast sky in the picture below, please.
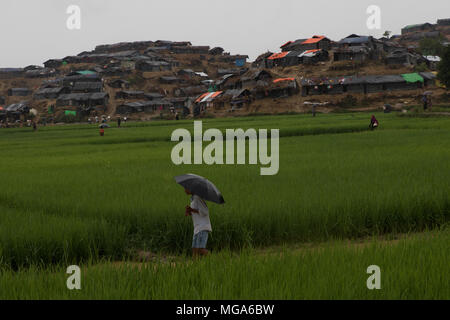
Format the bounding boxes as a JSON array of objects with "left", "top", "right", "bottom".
[{"left": 0, "top": 0, "right": 448, "bottom": 67}]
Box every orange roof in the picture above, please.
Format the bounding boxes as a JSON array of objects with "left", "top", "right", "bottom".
[
  {"left": 195, "top": 92, "right": 209, "bottom": 103},
  {"left": 280, "top": 41, "right": 293, "bottom": 48},
  {"left": 210, "top": 91, "right": 223, "bottom": 99},
  {"left": 304, "top": 49, "right": 320, "bottom": 54},
  {"left": 268, "top": 52, "right": 290, "bottom": 60},
  {"left": 302, "top": 36, "right": 326, "bottom": 44},
  {"left": 273, "top": 78, "right": 295, "bottom": 83}
]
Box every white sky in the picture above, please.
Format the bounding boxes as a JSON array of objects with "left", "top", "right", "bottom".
[{"left": 0, "top": 0, "right": 449, "bottom": 67}]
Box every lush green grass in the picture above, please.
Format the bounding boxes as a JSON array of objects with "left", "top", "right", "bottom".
[
  {"left": 0, "top": 113, "right": 449, "bottom": 268},
  {"left": 1, "top": 229, "right": 448, "bottom": 299}
]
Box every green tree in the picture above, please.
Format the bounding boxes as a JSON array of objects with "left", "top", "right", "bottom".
[
  {"left": 437, "top": 46, "right": 450, "bottom": 88},
  {"left": 419, "top": 37, "right": 445, "bottom": 56},
  {"left": 383, "top": 31, "right": 391, "bottom": 39}
]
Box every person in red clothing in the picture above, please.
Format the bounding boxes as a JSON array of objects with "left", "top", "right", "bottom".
[
  {"left": 99, "top": 128, "right": 105, "bottom": 136},
  {"left": 369, "top": 115, "right": 379, "bottom": 130}
]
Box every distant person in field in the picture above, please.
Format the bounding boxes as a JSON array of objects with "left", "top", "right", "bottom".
[
  {"left": 184, "top": 188, "right": 211, "bottom": 258},
  {"left": 117, "top": 117, "right": 121, "bottom": 128},
  {"left": 32, "top": 121, "right": 37, "bottom": 131},
  {"left": 369, "top": 115, "right": 379, "bottom": 130},
  {"left": 422, "top": 95, "right": 428, "bottom": 111},
  {"left": 99, "top": 128, "right": 105, "bottom": 136}
]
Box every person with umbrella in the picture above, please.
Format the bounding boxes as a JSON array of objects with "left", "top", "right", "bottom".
[{"left": 175, "top": 174, "right": 225, "bottom": 258}]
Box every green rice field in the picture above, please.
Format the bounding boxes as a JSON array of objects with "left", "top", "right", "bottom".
[{"left": 0, "top": 112, "right": 448, "bottom": 299}]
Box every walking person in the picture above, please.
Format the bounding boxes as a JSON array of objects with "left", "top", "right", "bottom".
[
  {"left": 184, "top": 188, "right": 212, "bottom": 258},
  {"left": 117, "top": 116, "right": 122, "bottom": 128},
  {"left": 422, "top": 94, "right": 428, "bottom": 111},
  {"left": 175, "top": 174, "right": 225, "bottom": 259}
]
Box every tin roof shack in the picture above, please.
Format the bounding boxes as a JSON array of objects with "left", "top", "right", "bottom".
[
  {"left": 419, "top": 72, "right": 437, "bottom": 87},
  {"left": 7, "top": 88, "right": 32, "bottom": 97},
  {"left": 174, "top": 85, "right": 206, "bottom": 97},
  {"left": 401, "top": 23, "right": 434, "bottom": 35},
  {"left": 5, "top": 102, "right": 30, "bottom": 118},
  {"left": 35, "top": 87, "right": 71, "bottom": 100},
  {"left": 159, "top": 76, "right": 181, "bottom": 85},
  {"left": 385, "top": 50, "right": 425, "bottom": 66},
  {"left": 437, "top": 18, "right": 450, "bottom": 26},
  {"left": 171, "top": 46, "right": 210, "bottom": 54},
  {"left": 115, "top": 91, "right": 145, "bottom": 100},
  {"left": 241, "top": 69, "right": 272, "bottom": 88},
  {"left": 72, "top": 82, "right": 103, "bottom": 93},
  {"left": 209, "top": 47, "right": 224, "bottom": 55},
  {"left": 364, "top": 75, "right": 409, "bottom": 93},
  {"left": 94, "top": 41, "right": 155, "bottom": 54},
  {"left": 252, "top": 52, "right": 274, "bottom": 68},
  {"left": 400, "top": 73, "right": 425, "bottom": 90},
  {"left": 280, "top": 39, "right": 307, "bottom": 52},
  {"left": 219, "top": 55, "right": 249, "bottom": 67},
  {"left": 222, "top": 89, "right": 252, "bottom": 109},
  {"left": 267, "top": 78, "right": 300, "bottom": 98},
  {"left": 107, "top": 79, "right": 130, "bottom": 89},
  {"left": 135, "top": 61, "right": 172, "bottom": 72},
  {"left": 267, "top": 51, "right": 302, "bottom": 67},
  {"left": 56, "top": 92, "right": 109, "bottom": 109},
  {"left": 334, "top": 46, "right": 371, "bottom": 62},
  {"left": 44, "top": 59, "right": 64, "bottom": 69},
  {"left": 62, "top": 74, "right": 102, "bottom": 87},
  {"left": 195, "top": 91, "right": 224, "bottom": 111},
  {"left": 0, "top": 68, "right": 24, "bottom": 79},
  {"left": 301, "top": 77, "right": 345, "bottom": 96},
  {"left": 25, "top": 68, "right": 57, "bottom": 78},
  {"left": 299, "top": 49, "right": 329, "bottom": 64},
  {"left": 342, "top": 76, "right": 366, "bottom": 94},
  {"left": 144, "top": 92, "right": 165, "bottom": 101},
  {"left": 117, "top": 100, "right": 173, "bottom": 114},
  {"left": 215, "top": 74, "right": 242, "bottom": 91},
  {"left": 290, "top": 36, "right": 332, "bottom": 52}
]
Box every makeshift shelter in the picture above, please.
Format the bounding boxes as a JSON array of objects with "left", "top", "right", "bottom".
[
  {"left": 400, "top": 73, "right": 424, "bottom": 90},
  {"left": 56, "top": 92, "right": 109, "bottom": 107},
  {"left": 419, "top": 72, "right": 437, "bottom": 87},
  {"left": 144, "top": 92, "right": 165, "bottom": 101},
  {"left": 334, "top": 46, "right": 371, "bottom": 62},
  {"left": 115, "top": 91, "right": 145, "bottom": 100},
  {"left": 25, "top": 68, "right": 56, "bottom": 78},
  {"left": 252, "top": 52, "right": 273, "bottom": 68},
  {"left": 0, "top": 68, "right": 24, "bottom": 79},
  {"left": 107, "top": 79, "right": 130, "bottom": 89},
  {"left": 159, "top": 76, "right": 180, "bottom": 84},
  {"left": 280, "top": 39, "right": 308, "bottom": 52},
  {"left": 301, "top": 77, "right": 345, "bottom": 96},
  {"left": 35, "top": 87, "right": 70, "bottom": 100},
  {"left": 117, "top": 100, "right": 173, "bottom": 114},
  {"left": 135, "top": 60, "right": 171, "bottom": 72},
  {"left": 401, "top": 23, "right": 434, "bottom": 35},
  {"left": 5, "top": 102, "right": 30, "bottom": 114},
  {"left": 296, "top": 36, "right": 332, "bottom": 51},
  {"left": 299, "top": 49, "right": 329, "bottom": 64},
  {"left": 72, "top": 82, "right": 103, "bottom": 93},
  {"left": 209, "top": 47, "right": 224, "bottom": 55},
  {"left": 174, "top": 86, "right": 207, "bottom": 97},
  {"left": 268, "top": 78, "right": 300, "bottom": 98},
  {"left": 63, "top": 74, "right": 102, "bottom": 86},
  {"left": 7, "top": 88, "right": 32, "bottom": 97},
  {"left": 43, "top": 59, "right": 63, "bottom": 69}
]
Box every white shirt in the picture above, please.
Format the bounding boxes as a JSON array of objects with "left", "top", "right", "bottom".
[{"left": 191, "top": 195, "right": 212, "bottom": 235}]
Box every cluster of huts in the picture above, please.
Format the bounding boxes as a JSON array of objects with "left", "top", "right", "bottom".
[{"left": 301, "top": 72, "right": 436, "bottom": 96}]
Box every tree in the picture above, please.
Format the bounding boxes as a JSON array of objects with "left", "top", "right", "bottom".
[
  {"left": 437, "top": 46, "right": 450, "bottom": 88},
  {"left": 419, "top": 36, "right": 445, "bottom": 56},
  {"left": 383, "top": 31, "right": 391, "bottom": 39}
]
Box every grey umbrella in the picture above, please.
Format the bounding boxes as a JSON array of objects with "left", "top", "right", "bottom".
[
  {"left": 175, "top": 174, "right": 225, "bottom": 204},
  {"left": 99, "top": 124, "right": 110, "bottom": 128}
]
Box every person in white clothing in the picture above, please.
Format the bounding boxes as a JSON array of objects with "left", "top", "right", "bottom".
[{"left": 184, "top": 188, "right": 212, "bottom": 258}]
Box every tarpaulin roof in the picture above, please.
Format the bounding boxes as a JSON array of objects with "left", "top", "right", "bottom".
[
  {"left": 401, "top": 73, "right": 424, "bottom": 83},
  {"left": 302, "top": 36, "right": 327, "bottom": 44},
  {"left": 195, "top": 91, "right": 223, "bottom": 103},
  {"left": 298, "top": 49, "right": 321, "bottom": 57},
  {"left": 267, "top": 52, "right": 290, "bottom": 60},
  {"left": 273, "top": 78, "right": 295, "bottom": 83},
  {"left": 339, "top": 36, "right": 372, "bottom": 44}
]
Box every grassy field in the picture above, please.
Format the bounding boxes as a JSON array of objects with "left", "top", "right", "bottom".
[
  {"left": 0, "top": 113, "right": 449, "bottom": 267},
  {"left": 0, "top": 112, "right": 448, "bottom": 299},
  {"left": 1, "top": 229, "right": 448, "bottom": 299}
]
